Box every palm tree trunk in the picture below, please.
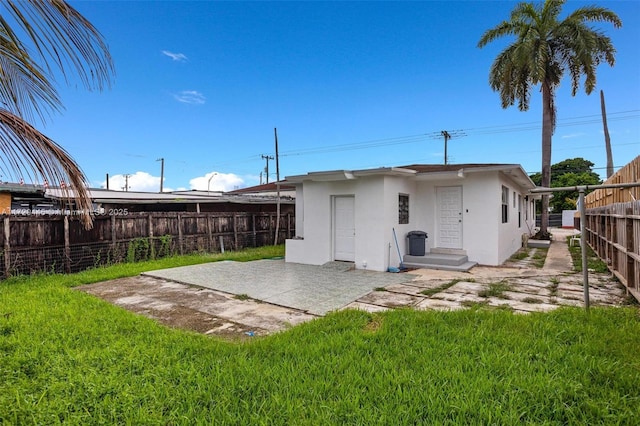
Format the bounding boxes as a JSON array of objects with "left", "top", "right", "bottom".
[
  {"left": 539, "top": 82, "right": 553, "bottom": 238},
  {"left": 601, "top": 90, "right": 613, "bottom": 178}
]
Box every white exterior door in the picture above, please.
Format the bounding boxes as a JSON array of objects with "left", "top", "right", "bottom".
[
  {"left": 333, "top": 196, "right": 355, "bottom": 261},
  {"left": 437, "top": 186, "right": 463, "bottom": 249}
]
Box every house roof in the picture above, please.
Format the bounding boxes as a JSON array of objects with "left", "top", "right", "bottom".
[{"left": 285, "top": 163, "right": 536, "bottom": 190}]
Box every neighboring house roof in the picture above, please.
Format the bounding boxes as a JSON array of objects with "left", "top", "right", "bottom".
[
  {"left": 226, "top": 181, "right": 295, "bottom": 196},
  {"left": 285, "top": 163, "right": 536, "bottom": 190},
  {"left": 0, "top": 183, "right": 46, "bottom": 195},
  {"left": 45, "top": 188, "right": 294, "bottom": 205}
]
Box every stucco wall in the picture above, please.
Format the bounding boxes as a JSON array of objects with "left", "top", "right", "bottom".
[
  {"left": 382, "top": 176, "right": 418, "bottom": 270},
  {"left": 496, "top": 173, "right": 535, "bottom": 264},
  {"left": 0, "top": 192, "right": 11, "bottom": 215},
  {"left": 286, "top": 176, "right": 389, "bottom": 269},
  {"left": 458, "top": 172, "right": 501, "bottom": 265}
]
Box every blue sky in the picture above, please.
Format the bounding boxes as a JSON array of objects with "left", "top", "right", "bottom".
[{"left": 40, "top": 1, "right": 640, "bottom": 192}]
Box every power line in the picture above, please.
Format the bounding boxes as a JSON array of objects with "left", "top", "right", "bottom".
[
  {"left": 275, "top": 110, "right": 639, "bottom": 158},
  {"left": 204, "top": 109, "right": 639, "bottom": 169}
]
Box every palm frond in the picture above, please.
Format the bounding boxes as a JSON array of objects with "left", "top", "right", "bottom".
[
  {"left": 0, "top": 0, "right": 115, "bottom": 229},
  {"left": 3, "top": 0, "right": 114, "bottom": 90},
  {"left": 0, "top": 109, "right": 93, "bottom": 228},
  {"left": 0, "top": 23, "right": 61, "bottom": 122}
]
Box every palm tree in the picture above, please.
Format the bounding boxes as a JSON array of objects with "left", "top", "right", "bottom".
[
  {"left": 478, "top": 0, "right": 621, "bottom": 238},
  {"left": 1, "top": 0, "right": 114, "bottom": 228}
]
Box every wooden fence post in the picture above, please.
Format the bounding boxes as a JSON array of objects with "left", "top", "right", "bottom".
[
  {"left": 207, "top": 214, "right": 213, "bottom": 252},
  {"left": 111, "top": 214, "right": 116, "bottom": 249},
  {"left": 4, "top": 217, "right": 10, "bottom": 276},
  {"left": 64, "top": 216, "right": 71, "bottom": 273},
  {"left": 148, "top": 213, "right": 154, "bottom": 259},
  {"left": 269, "top": 213, "right": 274, "bottom": 244},
  {"left": 177, "top": 214, "right": 184, "bottom": 255},
  {"left": 252, "top": 213, "right": 257, "bottom": 247},
  {"left": 233, "top": 213, "right": 238, "bottom": 250}
]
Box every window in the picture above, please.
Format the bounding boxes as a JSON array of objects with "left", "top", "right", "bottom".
[
  {"left": 518, "top": 194, "right": 522, "bottom": 227},
  {"left": 501, "top": 186, "right": 509, "bottom": 223},
  {"left": 399, "top": 194, "right": 409, "bottom": 224}
]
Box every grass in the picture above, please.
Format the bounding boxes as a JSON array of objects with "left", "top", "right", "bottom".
[
  {"left": 509, "top": 249, "right": 530, "bottom": 261},
  {"left": 478, "top": 280, "right": 512, "bottom": 299},
  {"left": 1, "top": 245, "right": 285, "bottom": 289},
  {"left": 1, "top": 247, "right": 640, "bottom": 424},
  {"left": 567, "top": 237, "right": 610, "bottom": 273},
  {"left": 531, "top": 248, "right": 548, "bottom": 268},
  {"left": 420, "top": 278, "right": 475, "bottom": 296}
]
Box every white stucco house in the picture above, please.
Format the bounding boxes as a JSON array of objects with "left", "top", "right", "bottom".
[{"left": 285, "top": 164, "right": 538, "bottom": 272}]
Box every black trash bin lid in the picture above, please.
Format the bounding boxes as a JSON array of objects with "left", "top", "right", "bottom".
[{"left": 407, "top": 230, "right": 428, "bottom": 237}]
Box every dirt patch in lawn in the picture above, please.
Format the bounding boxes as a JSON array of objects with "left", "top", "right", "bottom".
[{"left": 76, "top": 275, "right": 317, "bottom": 340}]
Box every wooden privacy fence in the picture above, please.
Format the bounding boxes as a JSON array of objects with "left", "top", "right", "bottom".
[
  {"left": 0, "top": 212, "right": 294, "bottom": 277},
  {"left": 584, "top": 201, "right": 640, "bottom": 301},
  {"left": 585, "top": 155, "right": 639, "bottom": 208},
  {"left": 581, "top": 156, "right": 640, "bottom": 301}
]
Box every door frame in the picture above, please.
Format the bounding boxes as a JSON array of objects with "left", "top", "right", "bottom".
[
  {"left": 332, "top": 195, "right": 355, "bottom": 261},
  {"left": 436, "top": 186, "right": 463, "bottom": 249}
]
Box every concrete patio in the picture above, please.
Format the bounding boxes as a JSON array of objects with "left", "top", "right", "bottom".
[{"left": 78, "top": 228, "right": 628, "bottom": 338}]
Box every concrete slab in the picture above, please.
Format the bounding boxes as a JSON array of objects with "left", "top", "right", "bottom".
[
  {"left": 342, "top": 301, "right": 391, "bottom": 313},
  {"left": 356, "top": 291, "right": 424, "bottom": 308},
  {"left": 385, "top": 283, "right": 435, "bottom": 296},
  {"left": 78, "top": 275, "right": 317, "bottom": 337},
  {"left": 415, "top": 298, "right": 467, "bottom": 311},
  {"left": 507, "top": 282, "right": 552, "bottom": 296},
  {"left": 491, "top": 299, "right": 559, "bottom": 313},
  {"left": 144, "top": 259, "right": 417, "bottom": 315}
]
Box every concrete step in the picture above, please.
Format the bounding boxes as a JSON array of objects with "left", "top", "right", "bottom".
[
  {"left": 404, "top": 253, "right": 469, "bottom": 266},
  {"left": 527, "top": 239, "right": 551, "bottom": 249},
  {"left": 401, "top": 260, "right": 478, "bottom": 272}
]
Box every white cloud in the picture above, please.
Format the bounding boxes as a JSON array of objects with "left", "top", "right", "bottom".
[
  {"left": 561, "top": 132, "right": 585, "bottom": 139},
  {"left": 161, "top": 50, "right": 188, "bottom": 62},
  {"left": 190, "top": 172, "right": 244, "bottom": 192},
  {"left": 101, "top": 172, "right": 162, "bottom": 192},
  {"left": 173, "top": 90, "right": 206, "bottom": 104}
]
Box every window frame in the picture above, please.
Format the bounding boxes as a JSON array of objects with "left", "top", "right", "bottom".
[
  {"left": 398, "top": 193, "right": 409, "bottom": 224},
  {"left": 501, "top": 186, "right": 509, "bottom": 224}
]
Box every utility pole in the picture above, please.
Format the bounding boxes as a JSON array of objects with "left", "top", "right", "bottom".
[
  {"left": 157, "top": 158, "right": 164, "bottom": 192},
  {"left": 261, "top": 154, "right": 274, "bottom": 183},
  {"left": 600, "top": 90, "right": 613, "bottom": 178},
  {"left": 441, "top": 131, "right": 451, "bottom": 165},
  {"left": 124, "top": 174, "right": 131, "bottom": 192},
  {"left": 430, "top": 130, "right": 466, "bottom": 165},
  {"left": 274, "top": 128, "right": 281, "bottom": 245}
]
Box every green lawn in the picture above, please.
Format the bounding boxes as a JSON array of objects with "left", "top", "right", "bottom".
[{"left": 1, "top": 248, "right": 639, "bottom": 424}]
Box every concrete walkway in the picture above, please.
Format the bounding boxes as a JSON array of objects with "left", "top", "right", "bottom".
[
  {"left": 542, "top": 227, "right": 579, "bottom": 272},
  {"left": 346, "top": 227, "right": 625, "bottom": 314}
]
